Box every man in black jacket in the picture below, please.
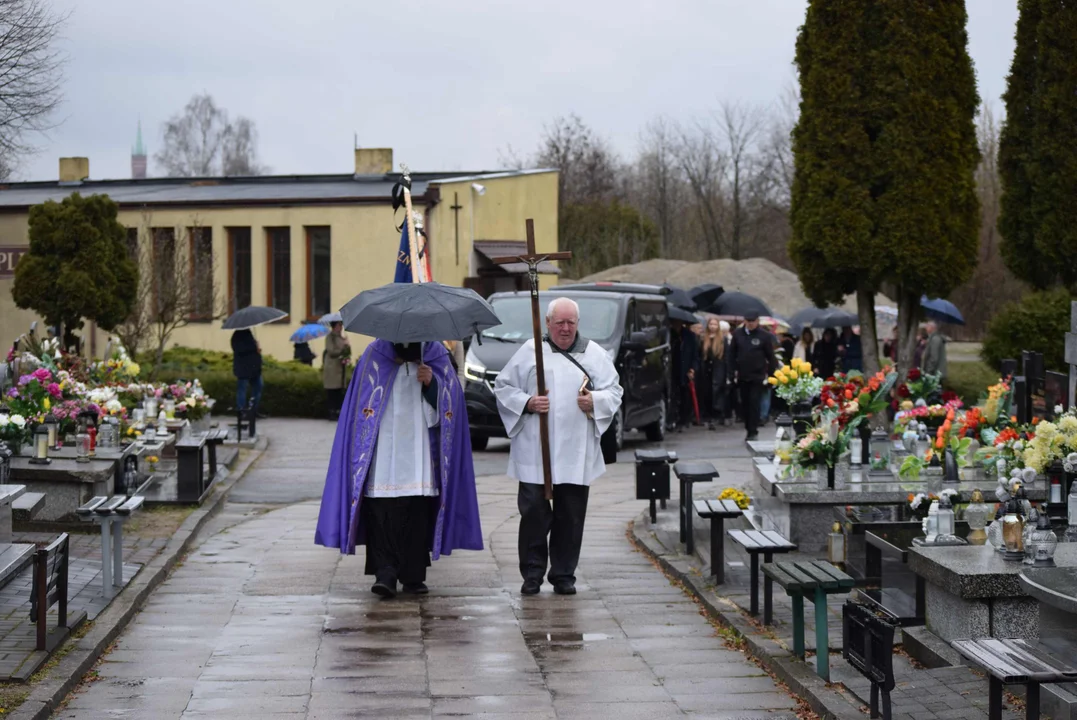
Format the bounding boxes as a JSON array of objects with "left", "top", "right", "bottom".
[
  {"left": 231, "top": 329, "right": 263, "bottom": 415},
  {"left": 672, "top": 320, "right": 700, "bottom": 431},
  {"left": 728, "top": 313, "right": 776, "bottom": 441}
]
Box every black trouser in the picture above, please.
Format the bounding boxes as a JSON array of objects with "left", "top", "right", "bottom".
[
  {"left": 363, "top": 496, "right": 433, "bottom": 586},
  {"left": 679, "top": 382, "right": 695, "bottom": 426},
  {"left": 518, "top": 482, "right": 589, "bottom": 586},
  {"left": 326, "top": 388, "right": 344, "bottom": 419},
  {"left": 739, "top": 381, "right": 762, "bottom": 437}
]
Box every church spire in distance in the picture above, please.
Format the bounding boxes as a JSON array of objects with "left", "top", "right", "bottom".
[{"left": 131, "top": 118, "right": 147, "bottom": 179}]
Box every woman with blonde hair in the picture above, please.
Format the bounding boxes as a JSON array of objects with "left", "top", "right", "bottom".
[{"left": 699, "top": 317, "right": 731, "bottom": 429}]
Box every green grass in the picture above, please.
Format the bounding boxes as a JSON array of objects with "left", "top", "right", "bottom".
[{"left": 944, "top": 360, "right": 999, "bottom": 406}]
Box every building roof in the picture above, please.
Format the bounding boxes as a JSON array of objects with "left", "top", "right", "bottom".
[{"left": 0, "top": 168, "right": 557, "bottom": 212}]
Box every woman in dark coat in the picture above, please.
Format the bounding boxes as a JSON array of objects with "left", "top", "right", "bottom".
[
  {"left": 700, "top": 317, "right": 730, "bottom": 429},
  {"left": 812, "top": 328, "right": 840, "bottom": 379}
]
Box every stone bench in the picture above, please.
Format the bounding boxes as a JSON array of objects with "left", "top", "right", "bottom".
[
  {"left": 952, "top": 638, "right": 1077, "bottom": 720},
  {"left": 77, "top": 495, "right": 145, "bottom": 595},
  {"left": 202, "top": 428, "right": 229, "bottom": 479},
  {"left": 762, "top": 559, "right": 855, "bottom": 681},
  {"left": 12, "top": 492, "right": 45, "bottom": 522},
  {"left": 728, "top": 529, "right": 797, "bottom": 622},
  {"left": 30, "top": 533, "right": 70, "bottom": 651},
  {"left": 692, "top": 499, "right": 743, "bottom": 584},
  {"left": 673, "top": 461, "right": 718, "bottom": 555}
]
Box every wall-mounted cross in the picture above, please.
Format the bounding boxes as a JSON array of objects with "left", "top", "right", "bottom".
[{"left": 450, "top": 192, "right": 463, "bottom": 266}]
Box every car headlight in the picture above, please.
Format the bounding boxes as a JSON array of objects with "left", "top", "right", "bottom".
[{"left": 464, "top": 362, "right": 486, "bottom": 382}]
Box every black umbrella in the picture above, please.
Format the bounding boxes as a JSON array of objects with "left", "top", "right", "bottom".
[
  {"left": 708, "top": 291, "right": 772, "bottom": 319},
  {"left": 340, "top": 282, "right": 501, "bottom": 343},
  {"left": 660, "top": 283, "right": 696, "bottom": 310},
  {"left": 222, "top": 306, "right": 288, "bottom": 330},
  {"left": 689, "top": 283, "right": 725, "bottom": 308},
  {"left": 667, "top": 304, "right": 699, "bottom": 324},
  {"left": 811, "top": 308, "right": 858, "bottom": 328}
]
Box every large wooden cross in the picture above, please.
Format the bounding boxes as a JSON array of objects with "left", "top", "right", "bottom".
[{"left": 491, "top": 219, "right": 572, "bottom": 500}]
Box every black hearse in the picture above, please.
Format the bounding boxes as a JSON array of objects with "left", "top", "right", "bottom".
[{"left": 464, "top": 286, "right": 672, "bottom": 457}]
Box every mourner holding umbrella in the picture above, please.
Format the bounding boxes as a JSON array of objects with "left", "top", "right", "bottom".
[
  {"left": 223, "top": 306, "right": 288, "bottom": 419},
  {"left": 322, "top": 321, "right": 350, "bottom": 421}
]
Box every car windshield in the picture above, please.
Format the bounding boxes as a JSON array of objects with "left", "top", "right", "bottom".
[{"left": 483, "top": 296, "right": 620, "bottom": 343}]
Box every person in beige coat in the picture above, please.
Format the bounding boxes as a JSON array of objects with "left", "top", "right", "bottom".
[{"left": 323, "top": 322, "right": 350, "bottom": 420}]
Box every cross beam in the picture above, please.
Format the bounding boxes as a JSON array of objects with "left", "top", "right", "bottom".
[{"left": 491, "top": 219, "right": 571, "bottom": 500}]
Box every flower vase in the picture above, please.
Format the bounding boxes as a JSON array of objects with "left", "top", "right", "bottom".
[
  {"left": 792, "top": 401, "right": 813, "bottom": 439},
  {"left": 815, "top": 465, "right": 832, "bottom": 491}
]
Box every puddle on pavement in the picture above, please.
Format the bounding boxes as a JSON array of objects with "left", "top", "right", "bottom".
[{"left": 522, "top": 631, "right": 611, "bottom": 645}]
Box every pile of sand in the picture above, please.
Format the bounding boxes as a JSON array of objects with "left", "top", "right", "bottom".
[{"left": 570, "top": 257, "right": 893, "bottom": 319}]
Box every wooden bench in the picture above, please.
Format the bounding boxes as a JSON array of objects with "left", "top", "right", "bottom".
[
  {"left": 692, "top": 499, "right": 743, "bottom": 583},
  {"left": 30, "top": 533, "right": 68, "bottom": 651},
  {"left": 12, "top": 492, "right": 45, "bottom": 522},
  {"left": 673, "top": 461, "right": 719, "bottom": 555},
  {"left": 728, "top": 529, "right": 797, "bottom": 621},
  {"left": 77, "top": 495, "right": 145, "bottom": 594},
  {"left": 762, "top": 560, "right": 856, "bottom": 681},
  {"left": 203, "top": 428, "right": 229, "bottom": 479},
  {"left": 952, "top": 638, "right": 1077, "bottom": 720}
]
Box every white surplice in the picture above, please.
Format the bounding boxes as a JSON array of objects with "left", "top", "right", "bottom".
[
  {"left": 494, "top": 338, "right": 623, "bottom": 487},
  {"left": 365, "top": 362, "right": 441, "bottom": 498}
]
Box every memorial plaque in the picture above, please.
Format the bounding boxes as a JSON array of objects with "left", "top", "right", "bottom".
[
  {"left": 1023, "top": 351, "right": 1047, "bottom": 419},
  {"left": 1001, "top": 358, "right": 1018, "bottom": 380},
  {"left": 1045, "top": 371, "right": 1070, "bottom": 419},
  {"left": 1014, "top": 376, "right": 1030, "bottom": 425}
]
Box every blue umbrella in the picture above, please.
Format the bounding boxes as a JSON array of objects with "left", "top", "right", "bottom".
[
  {"left": 290, "top": 323, "right": 330, "bottom": 343},
  {"left": 920, "top": 296, "right": 965, "bottom": 325}
]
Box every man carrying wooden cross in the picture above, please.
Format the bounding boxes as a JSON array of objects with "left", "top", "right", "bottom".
[{"left": 494, "top": 296, "right": 623, "bottom": 596}]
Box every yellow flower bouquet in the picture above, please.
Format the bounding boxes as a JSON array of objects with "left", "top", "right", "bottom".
[
  {"left": 719, "top": 487, "right": 751, "bottom": 510},
  {"left": 768, "top": 358, "right": 824, "bottom": 404}
]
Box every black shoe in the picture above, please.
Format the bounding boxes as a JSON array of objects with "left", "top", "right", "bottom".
[
  {"left": 746, "top": 433, "right": 759, "bottom": 441},
  {"left": 553, "top": 583, "right": 577, "bottom": 596},
  {"left": 402, "top": 582, "right": 429, "bottom": 595},
  {"left": 371, "top": 580, "right": 397, "bottom": 598},
  {"left": 521, "top": 579, "right": 541, "bottom": 595}
]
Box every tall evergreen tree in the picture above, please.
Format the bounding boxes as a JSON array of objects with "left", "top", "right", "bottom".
[
  {"left": 790, "top": 0, "right": 980, "bottom": 375},
  {"left": 998, "top": 0, "right": 1047, "bottom": 288},
  {"left": 1029, "top": 1, "right": 1077, "bottom": 287}
]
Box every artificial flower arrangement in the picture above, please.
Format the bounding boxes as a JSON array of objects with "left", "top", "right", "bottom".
[
  {"left": 0, "top": 412, "right": 28, "bottom": 449},
  {"left": 896, "top": 368, "right": 943, "bottom": 405},
  {"left": 899, "top": 405, "right": 973, "bottom": 479},
  {"left": 788, "top": 412, "right": 857, "bottom": 476},
  {"left": 719, "top": 487, "right": 751, "bottom": 510},
  {"left": 1017, "top": 413, "right": 1077, "bottom": 474},
  {"left": 89, "top": 343, "right": 141, "bottom": 386},
  {"left": 906, "top": 491, "right": 941, "bottom": 519},
  {"left": 768, "top": 358, "right": 823, "bottom": 403},
  {"left": 820, "top": 370, "right": 898, "bottom": 429},
  {"left": 5, "top": 367, "right": 60, "bottom": 424},
  {"left": 980, "top": 379, "right": 1013, "bottom": 428}
]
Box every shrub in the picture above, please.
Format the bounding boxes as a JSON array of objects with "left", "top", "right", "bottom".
[
  {"left": 981, "top": 287, "right": 1072, "bottom": 372},
  {"left": 943, "top": 361, "right": 999, "bottom": 407},
  {"left": 152, "top": 346, "right": 350, "bottom": 419}
]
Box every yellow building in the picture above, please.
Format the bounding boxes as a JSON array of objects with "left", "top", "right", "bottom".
[{"left": 0, "top": 150, "right": 560, "bottom": 362}]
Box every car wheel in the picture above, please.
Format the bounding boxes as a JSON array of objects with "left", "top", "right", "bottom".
[
  {"left": 470, "top": 433, "right": 489, "bottom": 451},
  {"left": 645, "top": 396, "right": 667, "bottom": 442}
]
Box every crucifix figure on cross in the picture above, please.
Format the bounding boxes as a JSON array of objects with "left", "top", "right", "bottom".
[{"left": 491, "top": 219, "right": 572, "bottom": 500}]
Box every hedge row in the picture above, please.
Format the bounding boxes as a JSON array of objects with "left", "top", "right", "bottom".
[{"left": 151, "top": 347, "right": 350, "bottom": 419}]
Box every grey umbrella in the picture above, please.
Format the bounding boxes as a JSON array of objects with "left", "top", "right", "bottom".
[
  {"left": 222, "top": 306, "right": 288, "bottom": 330},
  {"left": 340, "top": 282, "right": 501, "bottom": 343},
  {"left": 317, "top": 312, "right": 342, "bottom": 326},
  {"left": 667, "top": 304, "right": 699, "bottom": 324}
]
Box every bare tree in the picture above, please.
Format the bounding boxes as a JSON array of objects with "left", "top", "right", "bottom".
[
  {"left": 636, "top": 118, "right": 685, "bottom": 257},
  {"left": 676, "top": 121, "right": 727, "bottom": 258},
  {"left": 115, "top": 210, "right": 224, "bottom": 376},
  {"left": 0, "top": 0, "right": 66, "bottom": 172},
  {"left": 156, "top": 93, "right": 266, "bottom": 177},
  {"left": 715, "top": 102, "right": 765, "bottom": 260},
  {"left": 535, "top": 114, "right": 619, "bottom": 205}
]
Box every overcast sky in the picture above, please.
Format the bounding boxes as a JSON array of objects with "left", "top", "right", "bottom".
[{"left": 24, "top": 0, "right": 1019, "bottom": 182}]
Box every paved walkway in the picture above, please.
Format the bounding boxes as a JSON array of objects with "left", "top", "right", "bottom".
[{"left": 51, "top": 419, "right": 802, "bottom": 719}]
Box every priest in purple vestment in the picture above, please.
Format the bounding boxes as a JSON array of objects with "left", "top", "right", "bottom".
[{"left": 315, "top": 339, "right": 483, "bottom": 598}]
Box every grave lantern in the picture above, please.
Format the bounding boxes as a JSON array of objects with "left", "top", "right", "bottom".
[
  {"left": 1028, "top": 510, "right": 1058, "bottom": 567},
  {"left": 75, "top": 431, "right": 90, "bottom": 463},
  {"left": 76, "top": 407, "right": 98, "bottom": 436},
  {"left": 43, "top": 413, "right": 59, "bottom": 450},
  {"left": 0, "top": 441, "right": 11, "bottom": 484},
  {"left": 774, "top": 413, "right": 794, "bottom": 464},
  {"left": 144, "top": 396, "right": 158, "bottom": 420},
  {"left": 1001, "top": 498, "right": 1026, "bottom": 561},
  {"left": 964, "top": 488, "right": 991, "bottom": 545},
  {"left": 936, "top": 493, "right": 957, "bottom": 539},
  {"left": 869, "top": 428, "right": 891, "bottom": 475},
  {"left": 163, "top": 398, "right": 176, "bottom": 420},
  {"left": 28, "top": 424, "right": 50, "bottom": 465}
]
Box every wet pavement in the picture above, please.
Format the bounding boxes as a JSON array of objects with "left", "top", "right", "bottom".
[{"left": 51, "top": 419, "right": 801, "bottom": 719}]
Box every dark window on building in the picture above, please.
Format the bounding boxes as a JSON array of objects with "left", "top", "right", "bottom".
[
  {"left": 189, "top": 227, "right": 213, "bottom": 321},
  {"left": 125, "top": 228, "right": 139, "bottom": 260},
  {"left": 227, "top": 227, "right": 251, "bottom": 313},
  {"left": 307, "top": 226, "right": 331, "bottom": 319},
  {"left": 150, "top": 228, "right": 176, "bottom": 319},
  {"left": 266, "top": 227, "right": 291, "bottom": 315}
]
